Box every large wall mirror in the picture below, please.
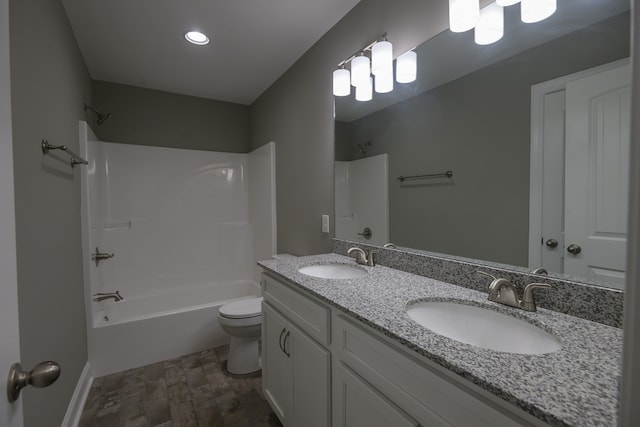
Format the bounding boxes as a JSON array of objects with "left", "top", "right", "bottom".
[{"left": 334, "top": 0, "right": 631, "bottom": 289}]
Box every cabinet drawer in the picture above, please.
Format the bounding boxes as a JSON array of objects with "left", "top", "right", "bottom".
[
  {"left": 262, "top": 273, "right": 330, "bottom": 346},
  {"left": 334, "top": 313, "right": 544, "bottom": 427}
]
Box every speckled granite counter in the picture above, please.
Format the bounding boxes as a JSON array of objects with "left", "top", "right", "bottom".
[{"left": 258, "top": 253, "right": 623, "bottom": 427}]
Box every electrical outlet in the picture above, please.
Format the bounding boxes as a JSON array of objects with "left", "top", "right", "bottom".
[{"left": 322, "top": 214, "right": 330, "bottom": 234}]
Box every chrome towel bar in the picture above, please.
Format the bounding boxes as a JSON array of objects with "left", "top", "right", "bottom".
[
  {"left": 397, "top": 170, "right": 453, "bottom": 182},
  {"left": 41, "top": 139, "right": 88, "bottom": 168}
]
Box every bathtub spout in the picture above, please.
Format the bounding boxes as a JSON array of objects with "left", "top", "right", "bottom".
[{"left": 93, "top": 291, "right": 123, "bottom": 302}]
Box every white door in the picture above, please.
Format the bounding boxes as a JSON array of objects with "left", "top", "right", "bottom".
[
  {"left": 0, "top": 0, "right": 24, "bottom": 424},
  {"left": 564, "top": 63, "right": 631, "bottom": 287}
]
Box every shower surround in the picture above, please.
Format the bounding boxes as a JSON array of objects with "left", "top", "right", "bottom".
[{"left": 78, "top": 122, "right": 275, "bottom": 376}]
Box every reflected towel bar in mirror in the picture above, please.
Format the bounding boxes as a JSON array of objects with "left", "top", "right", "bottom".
[
  {"left": 397, "top": 170, "right": 453, "bottom": 182},
  {"left": 41, "top": 139, "right": 88, "bottom": 168}
]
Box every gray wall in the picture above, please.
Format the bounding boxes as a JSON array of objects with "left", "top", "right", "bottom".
[
  {"left": 9, "top": 0, "right": 92, "bottom": 425},
  {"left": 93, "top": 80, "right": 250, "bottom": 152},
  {"left": 250, "top": 0, "right": 452, "bottom": 255},
  {"left": 336, "top": 14, "right": 630, "bottom": 266}
]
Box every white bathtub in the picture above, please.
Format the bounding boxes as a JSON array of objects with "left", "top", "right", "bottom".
[{"left": 90, "top": 280, "right": 260, "bottom": 377}]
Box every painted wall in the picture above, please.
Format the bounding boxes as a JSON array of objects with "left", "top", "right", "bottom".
[
  {"left": 336, "top": 14, "right": 630, "bottom": 266},
  {"left": 9, "top": 0, "right": 91, "bottom": 425},
  {"left": 93, "top": 80, "right": 250, "bottom": 152},
  {"left": 249, "top": 0, "right": 451, "bottom": 255}
]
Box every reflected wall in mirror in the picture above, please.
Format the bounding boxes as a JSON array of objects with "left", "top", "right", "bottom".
[{"left": 334, "top": 0, "right": 631, "bottom": 288}]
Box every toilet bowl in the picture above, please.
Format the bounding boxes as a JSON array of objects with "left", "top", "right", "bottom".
[{"left": 218, "top": 296, "right": 263, "bottom": 375}]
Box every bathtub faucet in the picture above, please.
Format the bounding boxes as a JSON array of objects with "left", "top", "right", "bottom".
[{"left": 92, "top": 291, "right": 123, "bottom": 302}]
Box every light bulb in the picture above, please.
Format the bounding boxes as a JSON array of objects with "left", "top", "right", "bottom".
[
  {"left": 474, "top": 3, "right": 504, "bottom": 45},
  {"left": 449, "top": 0, "right": 480, "bottom": 33},
  {"left": 496, "top": 0, "right": 520, "bottom": 6},
  {"left": 521, "top": 0, "right": 556, "bottom": 23},
  {"left": 375, "top": 71, "right": 393, "bottom": 94},
  {"left": 333, "top": 69, "right": 351, "bottom": 96}
]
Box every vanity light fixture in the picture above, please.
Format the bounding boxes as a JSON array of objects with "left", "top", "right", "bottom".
[
  {"left": 184, "top": 31, "right": 210, "bottom": 45},
  {"left": 449, "top": 0, "right": 480, "bottom": 33},
  {"left": 521, "top": 0, "right": 557, "bottom": 23},
  {"left": 332, "top": 33, "right": 418, "bottom": 100},
  {"left": 474, "top": 3, "right": 504, "bottom": 45},
  {"left": 396, "top": 50, "right": 417, "bottom": 84},
  {"left": 355, "top": 76, "right": 373, "bottom": 102}
]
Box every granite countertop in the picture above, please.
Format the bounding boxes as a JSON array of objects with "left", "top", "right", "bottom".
[{"left": 258, "top": 253, "right": 623, "bottom": 427}]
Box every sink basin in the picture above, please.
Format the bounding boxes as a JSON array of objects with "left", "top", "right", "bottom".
[
  {"left": 406, "top": 301, "right": 561, "bottom": 354},
  {"left": 298, "top": 263, "right": 368, "bottom": 280}
]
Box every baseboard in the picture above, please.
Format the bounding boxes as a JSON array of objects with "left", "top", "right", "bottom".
[{"left": 61, "top": 362, "right": 92, "bottom": 427}]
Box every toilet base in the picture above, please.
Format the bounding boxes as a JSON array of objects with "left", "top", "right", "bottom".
[{"left": 226, "top": 336, "right": 261, "bottom": 375}]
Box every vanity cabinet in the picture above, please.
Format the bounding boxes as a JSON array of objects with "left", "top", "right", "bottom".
[
  {"left": 261, "top": 272, "right": 547, "bottom": 427},
  {"left": 261, "top": 274, "right": 331, "bottom": 427}
]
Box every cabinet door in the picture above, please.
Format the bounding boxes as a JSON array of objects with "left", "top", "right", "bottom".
[
  {"left": 262, "top": 302, "right": 292, "bottom": 425},
  {"left": 291, "top": 324, "right": 331, "bottom": 427},
  {"left": 333, "top": 362, "right": 420, "bottom": 427}
]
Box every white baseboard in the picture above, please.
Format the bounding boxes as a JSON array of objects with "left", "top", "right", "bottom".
[{"left": 61, "top": 362, "right": 93, "bottom": 427}]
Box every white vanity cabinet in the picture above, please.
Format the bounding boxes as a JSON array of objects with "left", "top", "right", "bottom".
[
  {"left": 261, "top": 272, "right": 548, "bottom": 427},
  {"left": 261, "top": 274, "right": 331, "bottom": 427}
]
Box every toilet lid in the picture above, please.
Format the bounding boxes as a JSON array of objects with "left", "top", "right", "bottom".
[{"left": 219, "top": 297, "right": 263, "bottom": 319}]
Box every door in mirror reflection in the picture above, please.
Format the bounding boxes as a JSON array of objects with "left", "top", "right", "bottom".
[
  {"left": 532, "top": 61, "right": 630, "bottom": 289},
  {"left": 335, "top": 154, "right": 389, "bottom": 246}
]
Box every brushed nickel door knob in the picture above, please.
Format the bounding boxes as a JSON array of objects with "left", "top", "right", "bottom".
[
  {"left": 545, "top": 239, "right": 559, "bottom": 248},
  {"left": 567, "top": 244, "right": 582, "bottom": 255},
  {"left": 7, "top": 361, "right": 60, "bottom": 402}
]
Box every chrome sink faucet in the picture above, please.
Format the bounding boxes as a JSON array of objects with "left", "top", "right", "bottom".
[
  {"left": 92, "top": 291, "right": 123, "bottom": 302},
  {"left": 347, "top": 247, "right": 378, "bottom": 267},
  {"left": 477, "top": 271, "right": 550, "bottom": 312}
]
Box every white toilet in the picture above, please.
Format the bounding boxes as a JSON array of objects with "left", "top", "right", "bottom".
[
  {"left": 218, "top": 296, "right": 264, "bottom": 374},
  {"left": 218, "top": 254, "right": 296, "bottom": 375}
]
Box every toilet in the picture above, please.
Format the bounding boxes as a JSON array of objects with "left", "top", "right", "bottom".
[
  {"left": 218, "top": 296, "right": 264, "bottom": 374},
  {"left": 218, "top": 253, "right": 297, "bottom": 375}
]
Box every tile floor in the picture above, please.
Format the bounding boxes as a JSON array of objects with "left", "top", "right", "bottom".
[{"left": 79, "top": 346, "right": 282, "bottom": 427}]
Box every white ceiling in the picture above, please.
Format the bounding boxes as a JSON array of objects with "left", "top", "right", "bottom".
[{"left": 61, "top": 0, "right": 361, "bottom": 105}]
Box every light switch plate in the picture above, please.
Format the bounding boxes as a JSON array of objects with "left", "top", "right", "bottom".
[{"left": 322, "top": 214, "right": 330, "bottom": 233}]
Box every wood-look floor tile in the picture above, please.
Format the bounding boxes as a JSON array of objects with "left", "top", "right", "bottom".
[
  {"left": 145, "top": 397, "right": 171, "bottom": 426},
  {"left": 169, "top": 401, "right": 198, "bottom": 426},
  {"left": 145, "top": 379, "right": 168, "bottom": 400},
  {"left": 191, "top": 384, "right": 215, "bottom": 410},
  {"left": 195, "top": 405, "right": 224, "bottom": 427},
  {"left": 186, "top": 366, "right": 208, "bottom": 388}
]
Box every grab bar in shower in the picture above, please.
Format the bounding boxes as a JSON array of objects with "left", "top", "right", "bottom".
[
  {"left": 397, "top": 170, "right": 453, "bottom": 182},
  {"left": 41, "top": 139, "right": 88, "bottom": 168}
]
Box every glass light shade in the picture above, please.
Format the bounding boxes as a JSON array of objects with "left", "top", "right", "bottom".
[
  {"left": 355, "top": 77, "right": 373, "bottom": 102},
  {"left": 371, "top": 41, "right": 393, "bottom": 76},
  {"left": 496, "top": 0, "right": 520, "bottom": 6},
  {"left": 396, "top": 50, "right": 417, "bottom": 83},
  {"left": 449, "top": 0, "right": 480, "bottom": 33},
  {"left": 521, "top": 0, "right": 556, "bottom": 23},
  {"left": 374, "top": 71, "right": 393, "bottom": 94},
  {"left": 333, "top": 69, "right": 351, "bottom": 96},
  {"left": 351, "top": 55, "right": 371, "bottom": 87},
  {"left": 474, "top": 3, "right": 504, "bottom": 45}
]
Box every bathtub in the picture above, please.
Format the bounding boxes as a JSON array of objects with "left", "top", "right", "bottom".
[{"left": 90, "top": 280, "right": 260, "bottom": 377}]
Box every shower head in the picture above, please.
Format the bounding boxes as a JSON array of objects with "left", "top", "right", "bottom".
[{"left": 84, "top": 104, "right": 111, "bottom": 126}]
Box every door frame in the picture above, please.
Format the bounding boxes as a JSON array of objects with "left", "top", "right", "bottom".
[
  {"left": 0, "top": 0, "right": 24, "bottom": 425},
  {"left": 528, "top": 58, "right": 630, "bottom": 268}
]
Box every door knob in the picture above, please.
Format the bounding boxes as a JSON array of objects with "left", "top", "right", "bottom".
[
  {"left": 7, "top": 361, "right": 60, "bottom": 402},
  {"left": 545, "top": 239, "right": 558, "bottom": 248},
  {"left": 567, "top": 244, "right": 582, "bottom": 255}
]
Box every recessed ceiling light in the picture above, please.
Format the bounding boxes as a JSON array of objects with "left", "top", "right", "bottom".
[{"left": 184, "top": 31, "right": 210, "bottom": 46}]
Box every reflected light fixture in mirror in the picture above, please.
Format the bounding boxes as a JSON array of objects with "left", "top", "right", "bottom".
[
  {"left": 332, "top": 35, "right": 417, "bottom": 99},
  {"left": 475, "top": 3, "right": 504, "bottom": 45},
  {"left": 396, "top": 50, "right": 417, "bottom": 83},
  {"left": 351, "top": 54, "right": 370, "bottom": 87},
  {"left": 449, "top": 0, "right": 480, "bottom": 33},
  {"left": 521, "top": 0, "right": 557, "bottom": 23},
  {"left": 355, "top": 77, "right": 373, "bottom": 101}
]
